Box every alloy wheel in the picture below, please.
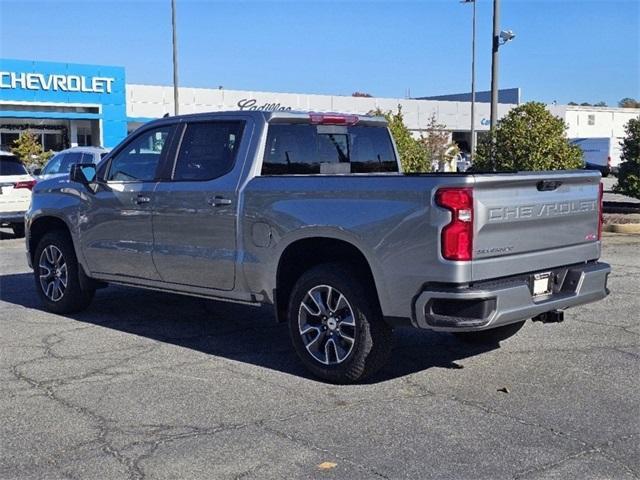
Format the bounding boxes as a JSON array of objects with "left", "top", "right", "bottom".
[
  {"left": 298, "top": 284, "right": 356, "bottom": 365},
  {"left": 38, "top": 245, "right": 68, "bottom": 302}
]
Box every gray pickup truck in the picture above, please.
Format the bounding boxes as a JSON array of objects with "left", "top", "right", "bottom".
[{"left": 26, "top": 111, "right": 611, "bottom": 383}]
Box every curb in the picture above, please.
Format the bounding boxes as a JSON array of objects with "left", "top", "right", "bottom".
[{"left": 604, "top": 224, "right": 640, "bottom": 234}]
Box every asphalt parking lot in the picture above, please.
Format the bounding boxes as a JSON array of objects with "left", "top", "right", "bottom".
[{"left": 1, "top": 232, "right": 638, "bottom": 480}]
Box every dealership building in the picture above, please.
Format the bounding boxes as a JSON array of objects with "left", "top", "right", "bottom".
[{"left": 1, "top": 58, "right": 638, "bottom": 153}]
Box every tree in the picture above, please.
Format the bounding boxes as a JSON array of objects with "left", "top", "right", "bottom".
[
  {"left": 580, "top": 102, "right": 592, "bottom": 106},
  {"left": 372, "top": 106, "right": 430, "bottom": 172},
  {"left": 613, "top": 116, "right": 640, "bottom": 199},
  {"left": 474, "top": 102, "right": 583, "bottom": 171},
  {"left": 618, "top": 98, "right": 640, "bottom": 108},
  {"left": 594, "top": 101, "right": 607, "bottom": 107},
  {"left": 352, "top": 92, "right": 373, "bottom": 98},
  {"left": 11, "top": 130, "right": 53, "bottom": 168},
  {"left": 567, "top": 102, "right": 579, "bottom": 106},
  {"left": 420, "top": 114, "right": 458, "bottom": 171}
]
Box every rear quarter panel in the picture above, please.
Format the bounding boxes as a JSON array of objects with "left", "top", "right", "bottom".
[{"left": 241, "top": 174, "right": 474, "bottom": 318}]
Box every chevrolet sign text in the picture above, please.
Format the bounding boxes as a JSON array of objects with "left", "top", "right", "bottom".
[{"left": 0, "top": 71, "right": 115, "bottom": 94}]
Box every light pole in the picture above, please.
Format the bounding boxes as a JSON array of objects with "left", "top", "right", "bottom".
[
  {"left": 171, "top": 0, "right": 179, "bottom": 115},
  {"left": 461, "top": 0, "right": 477, "bottom": 163},
  {"left": 489, "top": 0, "right": 515, "bottom": 167},
  {"left": 490, "top": 0, "right": 500, "bottom": 134}
]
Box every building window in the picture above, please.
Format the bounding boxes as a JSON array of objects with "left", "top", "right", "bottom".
[
  {"left": 77, "top": 128, "right": 92, "bottom": 146},
  {"left": 43, "top": 133, "right": 64, "bottom": 152},
  {"left": 587, "top": 114, "right": 596, "bottom": 126},
  {"left": 0, "top": 132, "right": 20, "bottom": 152},
  {"left": 0, "top": 127, "right": 67, "bottom": 152}
]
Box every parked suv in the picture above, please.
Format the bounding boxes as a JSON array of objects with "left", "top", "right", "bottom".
[
  {"left": 26, "top": 111, "right": 610, "bottom": 383},
  {"left": 38, "top": 146, "right": 109, "bottom": 180},
  {"left": 1, "top": 152, "right": 35, "bottom": 237}
]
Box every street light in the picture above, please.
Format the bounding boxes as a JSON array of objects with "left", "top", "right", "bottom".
[
  {"left": 461, "top": 0, "right": 477, "bottom": 163},
  {"left": 499, "top": 30, "right": 516, "bottom": 44},
  {"left": 171, "top": 0, "right": 179, "bottom": 115}
]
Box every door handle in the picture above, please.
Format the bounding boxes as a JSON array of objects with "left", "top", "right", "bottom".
[
  {"left": 208, "top": 196, "right": 232, "bottom": 207},
  {"left": 134, "top": 195, "right": 151, "bottom": 205}
]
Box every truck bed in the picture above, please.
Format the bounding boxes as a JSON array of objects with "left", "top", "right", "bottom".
[{"left": 241, "top": 170, "right": 603, "bottom": 320}]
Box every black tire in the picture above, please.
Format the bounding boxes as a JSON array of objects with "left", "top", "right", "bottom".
[
  {"left": 453, "top": 320, "right": 526, "bottom": 345},
  {"left": 33, "top": 230, "right": 94, "bottom": 314},
  {"left": 288, "top": 263, "right": 393, "bottom": 384},
  {"left": 11, "top": 223, "right": 25, "bottom": 237}
]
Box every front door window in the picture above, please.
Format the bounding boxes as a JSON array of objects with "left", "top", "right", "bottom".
[{"left": 107, "top": 127, "right": 173, "bottom": 182}]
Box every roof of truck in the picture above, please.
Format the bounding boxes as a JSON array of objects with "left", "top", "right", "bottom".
[{"left": 142, "top": 110, "right": 388, "bottom": 128}]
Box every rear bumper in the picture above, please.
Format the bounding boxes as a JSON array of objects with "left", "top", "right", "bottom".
[
  {"left": 413, "top": 262, "right": 611, "bottom": 332},
  {"left": 0, "top": 211, "right": 25, "bottom": 225}
]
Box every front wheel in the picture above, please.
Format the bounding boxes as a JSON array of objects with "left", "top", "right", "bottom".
[
  {"left": 33, "top": 231, "right": 94, "bottom": 313},
  {"left": 288, "top": 263, "right": 393, "bottom": 384},
  {"left": 453, "top": 320, "right": 526, "bottom": 345}
]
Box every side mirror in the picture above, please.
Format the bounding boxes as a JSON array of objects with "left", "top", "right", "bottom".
[{"left": 70, "top": 163, "right": 97, "bottom": 188}]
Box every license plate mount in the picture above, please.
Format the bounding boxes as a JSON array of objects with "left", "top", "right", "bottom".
[{"left": 532, "top": 272, "right": 552, "bottom": 297}]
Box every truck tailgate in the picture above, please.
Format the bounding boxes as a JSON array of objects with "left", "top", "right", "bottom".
[{"left": 471, "top": 170, "right": 602, "bottom": 281}]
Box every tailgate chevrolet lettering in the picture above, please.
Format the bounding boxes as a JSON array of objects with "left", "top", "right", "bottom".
[{"left": 488, "top": 199, "right": 596, "bottom": 222}]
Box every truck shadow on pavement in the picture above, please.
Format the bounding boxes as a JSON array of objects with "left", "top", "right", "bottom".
[{"left": 1, "top": 272, "right": 500, "bottom": 383}]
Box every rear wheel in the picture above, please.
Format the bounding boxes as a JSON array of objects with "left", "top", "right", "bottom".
[
  {"left": 11, "top": 223, "right": 25, "bottom": 237},
  {"left": 33, "top": 231, "right": 94, "bottom": 313},
  {"left": 288, "top": 263, "right": 393, "bottom": 384},
  {"left": 453, "top": 320, "right": 526, "bottom": 344}
]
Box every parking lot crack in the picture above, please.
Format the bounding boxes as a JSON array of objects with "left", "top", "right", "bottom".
[
  {"left": 261, "top": 424, "right": 391, "bottom": 479},
  {"left": 442, "top": 393, "right": 590, "bottom": 448},
  {"left": 512, "top": 448, "right": 597, "bottom": 479}
]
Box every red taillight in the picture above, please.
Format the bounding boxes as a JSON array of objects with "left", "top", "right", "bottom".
[
  {"left": 309, "top": 113, "right": 359, "bottom": 125},
  {"left": 436, "top": 187, "right": 474, "bottom": 261},
  {"left": 14, "top": 179, "right": 36, "bottom": 191},
  {"left": 598, "top": 182, "right": 604, "bottom": 240}
]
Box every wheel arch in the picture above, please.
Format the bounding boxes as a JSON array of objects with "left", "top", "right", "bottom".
[
  {"left": 274, "top": 236, "right": 386, "bottom": 324},
  {"left": 29, "top": 215, "right": 75, "bottom": 266}
]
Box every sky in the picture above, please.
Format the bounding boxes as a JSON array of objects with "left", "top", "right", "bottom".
[{"left": 0, "top": 0, "right": 638, "bottom": 106}]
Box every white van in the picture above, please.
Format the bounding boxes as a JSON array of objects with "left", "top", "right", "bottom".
[{"left": 570, "top": 137, "right": 623, "bottom": 177}]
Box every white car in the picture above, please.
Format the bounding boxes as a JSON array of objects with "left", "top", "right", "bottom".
[
  {"left": 37, "top": 146, "right": 109, "bottom": 180},
  {"left": 0, "top": 152, "right": 36, "bottom": 237}
]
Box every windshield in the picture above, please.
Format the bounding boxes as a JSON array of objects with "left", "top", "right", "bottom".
[
  {"left": 41, "top": 152, "right": 65, "bottom": 175},
  {"left": 42, "top": 151, "right": 90, "bottom": 175},
  {"left": 0, "top": 157, "right": 28, "bottom": 176}
]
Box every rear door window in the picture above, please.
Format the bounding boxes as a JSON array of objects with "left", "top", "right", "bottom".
[
  {"left": 262, "top": 124, "right": 398, "bottom": 175},
  {"left": 0, "top": 157, "right": 28, "bottom": 176},
  {"left": 81, "top": 152, "right": 96, "bottom": 163},
  {"left": 60, "top": 152, "right": 84, "bottom": 173},
  {"left": 172, "top": 121, "right": 245, "bottom": 181}
]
